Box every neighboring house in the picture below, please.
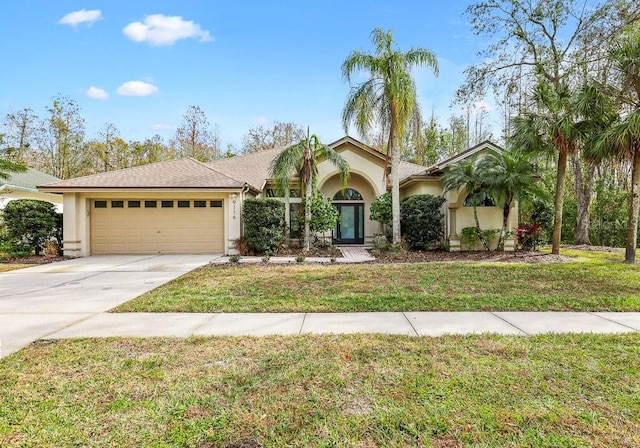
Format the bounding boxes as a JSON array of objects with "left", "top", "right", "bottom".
[
  {"left": 39, "top": 136, "right": 515, "bottom": 257},
  {"left": 1, "top": 168, "right": 63, "bottom": 212}
]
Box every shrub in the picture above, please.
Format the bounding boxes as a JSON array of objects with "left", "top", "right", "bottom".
[
  {"left": 295, "top": 254, "right": 306, "bottom": 263},
  {"left": 400, "top": 195, "right": 446, "bottom": 250},
  {"left": 228, "top": 254, "right": 241, "bottom": 263},
  {"left": 302, "top": 192, "right": 340, "bottom": 234},
  {"left": 243, "top": 199, "right": 285, "bottom": 254},
  {"left": 460, "top": 226, "right": 501, "bottom": 250},
  {"left": 370, "top": 192, "right": 392, "bottom": 227},
  {"left": 2, "top": 200, "right": 60, "bottom": 255}
]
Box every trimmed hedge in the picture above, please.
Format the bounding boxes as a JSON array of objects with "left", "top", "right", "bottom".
[
  {"left": 400, "top": 195, "right": 446, "bottom": 250},
  {"left": 243, "top": 199, "right": 286, "bottom": 254}
]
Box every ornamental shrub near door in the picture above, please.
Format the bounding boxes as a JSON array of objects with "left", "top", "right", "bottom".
[{"left": 400, "top": 195, "right": 446, "bottom": 250}]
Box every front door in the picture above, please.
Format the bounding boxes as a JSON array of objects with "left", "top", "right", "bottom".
[{"left": 333, "top": 203, "right": 364, "bottom": 244}]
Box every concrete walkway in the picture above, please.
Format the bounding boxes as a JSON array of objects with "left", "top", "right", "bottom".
[{"left": 46, "top": 311, "right": 640, "bottom": 340}]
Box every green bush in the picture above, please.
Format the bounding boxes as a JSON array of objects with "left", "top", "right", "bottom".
[
  {"left": 2, "top": 200, "right": 60, "bottom": 255},
  {"left": 400, "top": 195, "right": 446, "bottom": 250},
  {"left": 301, "top": 192, "right": 339, "bottom": 234},
  {"left": 242, "top": 199, "right": 285, "bottom": 254},
  {"left": 370, "top": 192, "right": 392, "bottom": 227}
]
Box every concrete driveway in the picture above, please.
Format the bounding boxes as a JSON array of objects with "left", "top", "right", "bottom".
[{"left": 0, "top": 255, "right": 217, "bottom": 358}]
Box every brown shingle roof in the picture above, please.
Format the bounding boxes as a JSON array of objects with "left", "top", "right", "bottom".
[
  {"left": 206, "top": 147, "right": 283, "bottom": 190},
  {"left": 39, "top": 158, "right": 245, "bottom": 190}
]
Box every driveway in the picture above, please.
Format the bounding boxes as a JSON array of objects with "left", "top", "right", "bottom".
[{"left": 0, "top": 255, "right": 217, "bottom": 358}]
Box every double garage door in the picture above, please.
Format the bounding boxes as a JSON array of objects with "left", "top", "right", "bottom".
[{"left": 91, "top": 199, "right": 224, "bottom": 254}]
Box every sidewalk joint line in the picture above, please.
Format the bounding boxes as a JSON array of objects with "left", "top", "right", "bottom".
[
  {"left": 191, "top": 313, "right": 219, "bottom": 335},
  {"left": 588, "top": 312, "right": 639, "bottom": 332},
  {"left": 490, "top": 312, "right": 529, "bottom": 335},
  {"left": 299, "top": 313, "right": 307, "bottom": 335},
  {"left": 402, "top": 312, "right": 419, "bottom": 336}
]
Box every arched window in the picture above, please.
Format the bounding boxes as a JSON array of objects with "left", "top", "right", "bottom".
[
  {"left": 464, "top": 192, "right": 496, "bottom": 207},
  {"left": 333, "top": 188, "right": 363, "bottom": 201}
]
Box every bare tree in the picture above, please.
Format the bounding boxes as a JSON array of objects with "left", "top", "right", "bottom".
[
  {"left": 241, "top": 121, "right": 305, "bottom": 154},
  {"left": 172, "top": 105, "right": 221, "bottom": 161},
  {"left": 2, "top": 108, "right": 38, "bottom": 164}
]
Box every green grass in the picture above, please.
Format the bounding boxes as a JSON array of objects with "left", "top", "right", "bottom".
[
  {"left": 1, "top": 334, "right": 638, "bottom": 447},
  {"left": 115, "top": 249, "right": 640, "bottom": 312}
]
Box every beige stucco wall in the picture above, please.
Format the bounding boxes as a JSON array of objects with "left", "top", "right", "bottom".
[
  {"left": 0, "top": 190, "right": 63, "bottom": 212},
  {"left": 401, "top": 180, "right": 442, "bottom": 198},
  {"left": 60, "top": 190, "right": 242, "bottom": 257},
  {"left": 317, "top": 142, "right": 386, "bottom": 244}
]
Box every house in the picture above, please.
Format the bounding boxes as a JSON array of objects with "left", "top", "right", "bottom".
[
  {"left": 1, "top": 168, "right": 63, "bottom": 212},
  {"left": 38, "top": 136, "right": 515, "bottom": 257}
]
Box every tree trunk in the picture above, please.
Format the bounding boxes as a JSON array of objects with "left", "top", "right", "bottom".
[
  {"left": 625, "top": 147, "right": 640, "bottom": 263},
  {"left": 573, "top": 152, "right": 595, "bottom": 245},
  {"left": 552, "top": 149, "right": 568, "bottom": 255},
  {"left": 304, "top": 180, "right": 311, "bottom": 252},
  {"left": 473, "top": 206, "right": 490, "bottom": 250},
  {"left": 497, "top": 200, "right": 512, "bottom": 251},
  {"left": 388, "top": 118, "right": 401, "bottom": 246}
]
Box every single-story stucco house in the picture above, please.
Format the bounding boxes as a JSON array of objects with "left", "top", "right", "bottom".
[
  {"left": 38, "top": 136, "right": 516, "bottom": 257},
  {"left": 1, "top": 168, "right": 63, "bottom": 212}
]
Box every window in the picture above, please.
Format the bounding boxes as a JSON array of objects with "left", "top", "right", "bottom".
[
  {"left": 464, "top": 192, "right": 496, "bottom": 207},
  {"left": 265, "top": 188, "right": 300, "bottom": 198},
  {"left": 177, "top": 200, "right": 190, "bottom": 208},
  {"left": 111, "top": 200, "right": 124, "bottom": 208},
  {"left": 128, "top": 200, "right": 141, "bottom": 208},
  {"left": 210, "top": 200, "right": 222, "bottom": 208},
  {"left": 194, "top": 200, "right": 206, "bottom": 208},
  {"left": 94, "top": 200, "right": 107, "bottom": 208},
  {"left": 289, "top": 203, "right": 302, "bottom": 238},
  {"left": 333, "top": 188, "right": 363, "bottom": 201},
  {"left": 161, "top": 201, "right": 174, "bottom": 208},
  {"left": 145, "top": 200, "right": 157, "bottom": 208}
]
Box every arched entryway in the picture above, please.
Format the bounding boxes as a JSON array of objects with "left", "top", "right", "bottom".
[{"left": 332, "top": 188, "right": 365, "bottom": 244}]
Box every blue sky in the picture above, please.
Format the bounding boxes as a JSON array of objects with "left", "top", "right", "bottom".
[{"left": 0, "top": 1, "right": 494, "bottom": 149}]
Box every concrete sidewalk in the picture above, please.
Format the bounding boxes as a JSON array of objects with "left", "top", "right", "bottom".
[{"left": 46, "top": 311, "right": 640, "bottom": 340}]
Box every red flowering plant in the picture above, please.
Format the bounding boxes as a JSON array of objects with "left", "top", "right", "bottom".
[{"left": 517, "top": 223, "right": 542, "bottom": 251}]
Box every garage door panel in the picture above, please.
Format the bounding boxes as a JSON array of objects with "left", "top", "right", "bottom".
[{"left": 91, "top": 199, "right": 224, "bottom": 254}]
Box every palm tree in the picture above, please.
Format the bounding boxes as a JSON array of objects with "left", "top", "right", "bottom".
[
  {"left": 478, "top": 150, "right": 542, "bottom": 250},
  {"left": 342, "top": 28, "right": 439, "bottom": 245},
  {"left": 269, "top": 134, "right": 349, "bottom": 251},
  {"left": 511, "top": 80, "right": 581, "bottom": 255},
  {"left": 0, "top": 158, "right": 26, "bottom": 181},
  {"left": 441, "top": 158, "right": 491, "bottom": 251},
  {"left": 592, "top": 35, "right": 640, "bottom": 263}
]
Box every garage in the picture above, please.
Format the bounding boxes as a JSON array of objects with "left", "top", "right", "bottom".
[{"left": 91, "top": 198, "right": 224, "bottom": 254}]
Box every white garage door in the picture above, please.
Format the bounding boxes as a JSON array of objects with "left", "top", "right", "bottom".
[{"left": 91, "top": 199, "right": 224, "bottom": 254}]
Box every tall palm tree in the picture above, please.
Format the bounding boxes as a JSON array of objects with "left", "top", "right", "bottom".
[
  {"left": 592, "top": 35, "right": 640, "bottom": 263},
  {"left": 342, "top": 28, "right": 439, "bottom": 245},
  {"left": 441, "top": 158, "right": 491, "bottom": 251},
  {"left": 511, "top": 80, "right": 581, "bottom": 255},
  {"left": 270, "top": 134, "right": 349, "bottom": 251},
  {"left": 479, "top": 150, "right": 542, "bottom": 250}
]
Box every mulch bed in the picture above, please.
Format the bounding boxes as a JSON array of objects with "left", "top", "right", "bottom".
[
  {"left": 0, "top": 255, "right": 71, "bottom": 265},
  {"left": 370, "top": 249, "right": 572, "bottom": 264}
]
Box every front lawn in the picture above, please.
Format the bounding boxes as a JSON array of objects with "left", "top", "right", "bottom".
[
  {"left": 115, "top": 249, "right": 640, "bottom": 313},
  {"left": 1, "top": 334, "right": 638, "bottom": 447}
]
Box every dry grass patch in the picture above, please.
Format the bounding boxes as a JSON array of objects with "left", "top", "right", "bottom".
[
  {"left": 1, "top": 334, "right": 638, "bottom": 447},
  {"left": 0, "top": 263, "right": 35, "bottom": 272}
]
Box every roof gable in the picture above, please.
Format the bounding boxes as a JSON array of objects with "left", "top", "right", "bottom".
[{"left": 425, "top": 140, "right": 504, "bottom": 174}]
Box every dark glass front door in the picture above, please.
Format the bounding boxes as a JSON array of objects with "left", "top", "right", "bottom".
[{"left": 333, "top": 203, "right": 364, "bottom": 244}]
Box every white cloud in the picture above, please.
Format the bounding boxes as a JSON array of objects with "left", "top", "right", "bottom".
[
  {"left": 59, "top": 9, "right": 102, "bottom": 27},
  {"left": 85, "top": 87, "right": 109, "bottom": 100},
  {"left": 123, "top": 14, "right": 213, "bottom": 46},
  {"left": 116, "top": 81, "right": 159, "bottom": 97}
]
